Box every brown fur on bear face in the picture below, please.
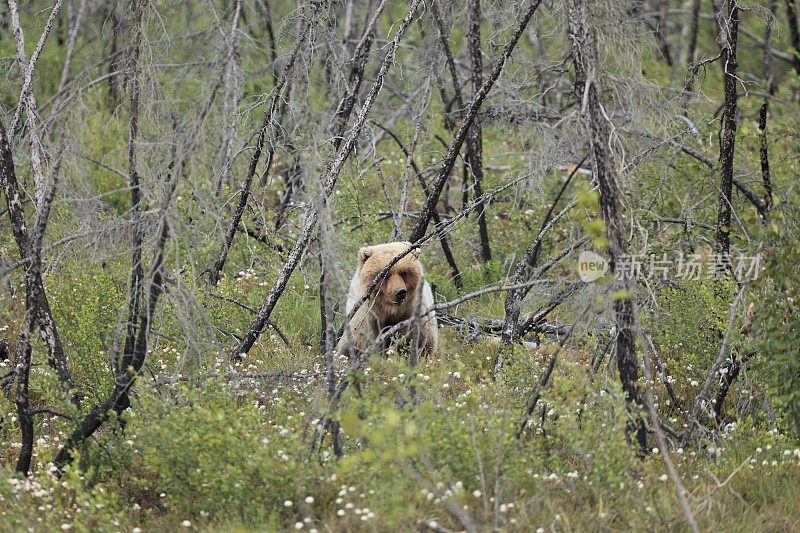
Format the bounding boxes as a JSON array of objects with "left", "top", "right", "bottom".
[
  {"left": 337, "top": 241, "right": 437, "bottom": 358},
  {"left": 358, "top": 242, "right": 423, "bottom": 319}
]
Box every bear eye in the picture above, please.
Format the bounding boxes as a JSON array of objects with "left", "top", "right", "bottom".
[{"left": 399, "top": 270, "right": 409, "bottom": 279}]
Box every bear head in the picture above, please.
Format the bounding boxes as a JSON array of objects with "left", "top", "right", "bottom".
[{"left": 358, "top": 241, "right": 423, "bottom": 311}]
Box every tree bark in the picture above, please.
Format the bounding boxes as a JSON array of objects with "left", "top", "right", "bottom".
[
  {"left": 121, "top": 0, "right": 147, "bottom": 371},
  {"left": 214, "top": 0, "right": 243, "bottom": 196},
  {"left": 758, "top": 103, "right": 773, "bottom": 216},
  {"left": 759, "top": 4, "right": 775, "bottom": 215},
  {"left": 681, "top": 0, "right": 701, "bottom": 109},
  {"left": 713, "top": 0, "right": 739, "bottom": 257},
  {"left": 0, "top": 121, "right": 74, "bottom": 397},
  {"left": 714, "top": 351, "right": 755, "bottom": 423},
  {"left": 14, "top": 301, "right": 35, "bottom": 475},
  {"left": 467, "top": 0, "right": 492, "bottom": 263},
  {"left": 105, "top": 3, "right": 123, "bottom": 107},
  {"left": 566, "top": 0, "right": 647, "bottom": 452},
  {"left": 785, "top": 0, "right": 800, "bottom": 75},
  {"left": 1, "top": 119, "right": 57, "bottom": 474}
]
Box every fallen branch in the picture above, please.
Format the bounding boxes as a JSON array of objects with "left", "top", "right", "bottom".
[{"left": 436, "top": 313, "right": 572, "bottom": 341}]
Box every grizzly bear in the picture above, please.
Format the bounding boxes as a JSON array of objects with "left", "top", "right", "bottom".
[{"left": 337, "top": 241, "right": 438, "bottom": 357}]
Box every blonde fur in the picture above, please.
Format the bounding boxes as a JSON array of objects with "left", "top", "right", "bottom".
[{"left": 338, "top": 242, "right": 438, "bottom": 356}]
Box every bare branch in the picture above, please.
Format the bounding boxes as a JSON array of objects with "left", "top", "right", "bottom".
[
  {"left": 232, "top": 0, "right": 424, "bottom": 359},
  {"left": 208, "top": 1, "right": 323, "bottom": 285},
  {"left": 409, "top": 0, "right": 544, "bottom": 243}
]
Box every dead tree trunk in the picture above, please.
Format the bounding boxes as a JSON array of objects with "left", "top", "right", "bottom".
[
  {"left": 330, "top": 0, "right": 386, "bottom": 151},
  {"left": 713, "top": 0, "right": 739, "bottom": 257},
  {"left": 51, "top": 6, "right": 233, "bottom": 464},
  {"left": 467, "top": 0, "right": 492, "bottom": 263},
  {"left": 430, "top": 0, "right": 473, "bottom": 216},
  {"left": 1, "top": 83, "right": 74, "bottom": 397},
  {"left": 53, "top": 197, "right": 174, "bottom": 471},
  {"left": 56, "top": 0, "right": 87, "bottom": 96},
  {"left": 214, "top": 0, "right": 243, "bottom": 196},
  {"left": 317, "top": 190, "right": 343, "bottom": 456},
  {"left": 566, "top": 0, "right": 647, "bottom": 452},
  {"left": 0, "top": 121, "right": 33, "bottom": 475},
  {"left": 13, "top": 299, "right": 36, "bottom": 475},
  {"left": 758, "top": 104, "right": 774, "bottom": 216},
  {"left": 8, "top": 0, "right": 62, "bottom": 208},
  {"left": 760, "top": 3, "right": 775, "bottom": 215},
  {"left": 430, "top": 0, "right": 465, "bottom": 114},
  {"left": 275, "top": 0, "right": 385, "bottom": 232},
  {"left": 409, "top": 0, "right": 543, "bottom": 244},
  {"left": 256, "top": 0, "right": 279, "bottom": 87},
  {"left": 682, "top": 0, "right": 701, "bottom": 109},
  {"left": 52, "top": 118, "right": 186, "bottom": 471},
  {"left": 714, "top": 350, "right": 756, "bottom": 423},
  {"left": 1, "top": 119, "right": 67, "bottom": 473},
  {"left": 120, "top": 0, "right": 147, "bottom": 370},
  {"left": 106, "top": 4, "right": 122, "bottom": 107},
  {"left": 429, "top": 0, "right": 491, "bottom": 261},
  {"left": 785, "top": 0, "right": 800, "bottom": 75}
]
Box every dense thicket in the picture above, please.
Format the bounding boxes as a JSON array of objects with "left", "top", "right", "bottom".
[{"left": 1, "top": 1, "right": 799, "bottom": 530}]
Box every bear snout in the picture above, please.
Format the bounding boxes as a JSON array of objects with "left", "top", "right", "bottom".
[{"left": 393, "top": 288, "right": 408, "bottom": 304}]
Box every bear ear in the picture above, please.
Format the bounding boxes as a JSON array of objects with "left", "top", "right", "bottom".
[{"left": 358, "top": 246, "right": 373, "bottom": 265}]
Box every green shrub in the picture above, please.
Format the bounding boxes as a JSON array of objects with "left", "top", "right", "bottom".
[
  {"left": 644, "top": 277, "right": 741, "bottom": 401},
  {"left": 127, "top": 384, "right": 321, "bottom": 527},
  {"left": 755, "top": 228, "right": 800, "bottom": 436}
]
